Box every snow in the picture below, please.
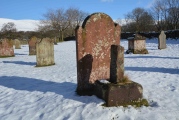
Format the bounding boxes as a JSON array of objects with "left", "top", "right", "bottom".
[
  {"left": 0, "top": 18, "right": 39, "bottom": 31},
  {"left": 0, "top": 39, "right": 179, "bottom": 120}
]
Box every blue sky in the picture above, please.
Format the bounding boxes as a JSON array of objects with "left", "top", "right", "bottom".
[{"left": 0, "top": 0, "right": 155, "bottom": 20}]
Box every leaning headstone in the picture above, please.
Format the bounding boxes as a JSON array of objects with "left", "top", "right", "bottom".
[
  {"left": 0, "top": 38, "right": 15, "bottom": 57},
  {"left": 28, "top": 36, "right": 37, "bottom": 55},
  {"left": 14, "top": 39, "right": 21, "bottom": 49},
  {"left": 75, "top": 12, "right": 121, "bottom": 95},
  {"left": 126, "top": 34, "right": 148, "bottom": 54},
  {"left": 158, "top": 31, "right": 166, "bottom": 49},
  {"left": 36, "top": 38, "right": 55, "bottom": 67}
]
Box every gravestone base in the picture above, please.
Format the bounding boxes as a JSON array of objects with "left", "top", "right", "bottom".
[
  {"left": 126, "top": 49, "right": 148, "bottom": 54},
  {"left": 94, "top": 80, "right": 148, "bottom": 107},
  {"left": 36, "top": 63, "right": 55, "bottom": 67}
]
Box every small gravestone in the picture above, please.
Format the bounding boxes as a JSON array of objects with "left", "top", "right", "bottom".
[
  {"left": 36, "top": 38, "right": 55, "bottom": 67},
  {"left": 75, "top": 12, "right": 121, "bottom": 95},
  {"left": 126, "top": 34, "right": 148, "bottom": 54},
  {"left": 0, "top": 38, "right": 15, "bottom": 57},
  {"left": 14, "top": 39, "right": 21, "bottom": 49},
  {"left": 28, "top": 36, "right": 37, "bottom": 55},
  {"left": 158, "top": 31, "right": 166, "bottom": 49}
]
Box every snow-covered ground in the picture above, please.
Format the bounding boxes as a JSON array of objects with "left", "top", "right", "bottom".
[{"left": 0, "top": 39, "right": 179, "bottom": 120}]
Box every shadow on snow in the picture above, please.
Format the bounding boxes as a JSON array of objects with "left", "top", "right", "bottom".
[
  {"left": 125, "top": 55, "right": 179, "bottom": 59},
  {"left": 125, "top": 66, "right": 179, "bottom": 74},
  {"left": 3, "top": 61, "right": 36, "bottom": 66},
  {"left": 0, "top": 76, "right": 102, "bottom": 104}
]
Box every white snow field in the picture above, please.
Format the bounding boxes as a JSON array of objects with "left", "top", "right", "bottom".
[{"left": 0, "top": 39, "right": 179, "bottom": 120}]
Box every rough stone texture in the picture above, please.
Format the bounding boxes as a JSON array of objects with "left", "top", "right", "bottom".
[
  {"left": 28, "top": 36, "right": 37, "bottom": 55},
  {"left": 0, "top": 38, "right": 14, "bottom": 57},
  {"left": 75, "top": 12, "right": 121, "bottom": 94},
  {"left": 126, "top": 34, "right": 148, "bottom": 54},
  {"left": 36, "top": 38, "right": 55, "bottom": 67},
  {"left": 14, "top": 39, "right": 21, "bottom": 49},
  {"left": 158, "top": 31, "right": 166, "bottom": 49},
  {"left": 110, "top": 45, "right": 124, "bottom": 83}
]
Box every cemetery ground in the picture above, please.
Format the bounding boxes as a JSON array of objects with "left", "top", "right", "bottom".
[{"left": 0, "top": 38, "right": 179, "bottom": 120}]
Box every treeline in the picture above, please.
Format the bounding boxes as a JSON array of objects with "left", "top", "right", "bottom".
[
  {"left": 121, "top": 29, "right": 179, "bottom": 39},
  {"left": 121, "top": 0, "right": 179, "bottom": 32}
]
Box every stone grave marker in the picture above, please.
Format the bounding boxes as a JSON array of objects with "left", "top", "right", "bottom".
[
  {"left": 28, "top": 36, "right": 37, "bottom": 55},
  {"left": 0, "top": 38, "right": 14, "bottom": 57},
  {"left": 75, "top": 12, "right": 121, "bottom": 94},
  {"left": 14, "top": 39, "right": 21, "bottom": 49},
  {"left": 76, "top": 12, "right": 148, "bottom": 107},
  {"left": 158, "top": 31, "right": 166, "bottom": 49},
  {"left": 126, "top": 34, "right": 148, "bottom": 54},
  {"left": 36, "top": 38, "right": 55, "bottom": 67}
]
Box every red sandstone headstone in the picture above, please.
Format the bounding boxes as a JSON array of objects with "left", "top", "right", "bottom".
[
  {"left": 75, "top": 13, "right": 121, "bottom": 94},
  {"left": 28, "top": 36, "right": 37, "bottom": 55},
  {"left": 0, "top": 38, "right": 14, "bottom": 57}
]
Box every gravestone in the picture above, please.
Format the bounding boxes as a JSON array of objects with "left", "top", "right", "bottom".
[
  {"left": 14, "top": 39, "right": 21, "bottom": 49},
  {"left": 76, "top": 12, "right": 148, "bottom": 107},
  {"left": 126, "top": 34, "right": 148, "bottom": 54},
  {"left": 75, "top": 12, "right": 121, "bottom": 94},
  {"left": 28, "top": 36, "right": 37, "bottom": 55},
  {"left": 158, "top": 31, "right": 166, "bottom": 49},
  {"left": 0, "top": 38, "right": 14, "bottom": 57},
  {"left": 36, "top": 38, "right": 55, "bottom": 67}
]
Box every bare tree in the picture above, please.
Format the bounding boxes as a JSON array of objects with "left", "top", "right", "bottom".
[
  {"left": 151, "top": 0, "right": 179, "bottom": 30},
  {"left": 1, "top": 22, "right": 17, "bottom": 39},
  {"left": 124, "top": 7, "right": 154, "bottom": 32},
  {"left": 39, "top": 7, "right": 88, "bottom": 41},
  {"left": 1, "top": 22, "right": 17, "bottom": 32}
]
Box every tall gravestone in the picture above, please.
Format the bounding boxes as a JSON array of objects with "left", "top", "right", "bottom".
[
  {"left": 28, "top": 36, "right": 37, "bottom": 55},
  {"left": 158, "top": 31, "right": 166, "bottom": 49},
  {"left": 75, "top": 12, "right": 121, "bottom": 94},
  {"left": 76, "top": 13, "right": 148, "bottom": 107},
  {"left": 36, "top": 38, "right": 55, "bottom": 67},
  {"left": 0, "top": 39, "right": 14, "bottom": 57},
  {"left": 14, "top": 39, "right": 21, "bottom": 49}
]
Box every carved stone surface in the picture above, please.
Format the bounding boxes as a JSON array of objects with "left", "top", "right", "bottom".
[
  {"left": 158, "top": 31, "right": 166, "bottom": 49},
  {"left": 28, "top": 36, "right": 37, "bottom": 55},
  {"left": 75, "top": 12, "right": 121, "bottom": 94},
  {"left": 0, "top": 38, "right": 14, "bottom": 57},
  {"left": 36, "top": 38, "right": 55, "bottom": 67},
  {"left": 110, "top": 45, "right": 124, "bottom": 83}
]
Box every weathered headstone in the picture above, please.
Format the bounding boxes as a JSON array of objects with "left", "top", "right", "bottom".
[
  {"left": 75, "top": 12, "right": 121, "bottom": 94},
  {"left": 28, "top": 36, "right": 37, "bottom": 55},
  {"left": 0, "top": 38, "right": 14, "bottom": 57},
  {"left": 126, "top": 34, "right": 148, "bottom": 54},
  {"left": 158, "top": 31, "right": 166, "bottom": 49},
  {"left": 76, "top": 12, "right": 148, "bottom": 107},
  {"left": 14, "top": 39, "right": 21, "bottom": 49},
  {"left": 36, "top": 38, "right": 55, "bottom": 67}
]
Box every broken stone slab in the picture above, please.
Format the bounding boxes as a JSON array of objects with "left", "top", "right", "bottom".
[{"left": 94, "top": 80, "right": 148, "bottom": 107}]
